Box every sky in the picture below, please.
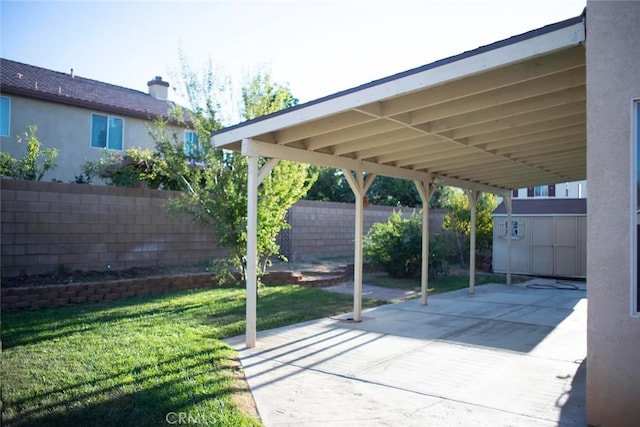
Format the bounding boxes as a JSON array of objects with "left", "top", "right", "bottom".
[{"left": 1, "top": 0, "right": 586, "bottom": 124}]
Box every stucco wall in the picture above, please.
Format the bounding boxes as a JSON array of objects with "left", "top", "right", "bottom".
[
  {"left": 586, "top": 2, "right": 640, "bottom": 425},
  {"left": 0, "top": 95, "right": 181, "bottom": 183}
]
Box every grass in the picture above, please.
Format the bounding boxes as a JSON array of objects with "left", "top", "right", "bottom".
[
  {"left": 363, "top": 270, "right": 528, "bottom": 294},
  {"left": 1, "top": 285, "right": 385, "bottom": 427}
]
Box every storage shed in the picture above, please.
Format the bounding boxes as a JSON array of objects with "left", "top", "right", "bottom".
[{"left": 492, "top": 199, "right": 586, "bottom": 278}]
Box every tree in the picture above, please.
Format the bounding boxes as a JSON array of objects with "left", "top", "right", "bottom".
[
  {"left": 304, "top": 166, "right": 354, "bottom": 203},
  {"left": 364, "top": 176, "right": 419, "bottom": 207},
  {"left": 241, "top": 72, "right": 298, "bottom": 120},
  {"left": 155, "top": 58, "right": 316, "bottom": 283},
  {"left": 442, "top": 189, "right": 498, "bottom": 267},
  {"left": 0, "top": 125, "right": 58, "bottom": 181},
  {"left": 305, "top": 173, "right": 456, "bottom": 209},
  {"left": 429, "top": 184, "right": 458, "bottom": 209}
]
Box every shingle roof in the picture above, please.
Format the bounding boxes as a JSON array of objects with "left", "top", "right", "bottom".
[
  {"left": 0, "top": 58, "right": 184, "bottom": 121},
  {"left": 493, "top": 198, "right": 587, "bottom": 216}
]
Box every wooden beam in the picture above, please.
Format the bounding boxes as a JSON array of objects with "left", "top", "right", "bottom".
[
  {"left": 274, "top": 110, "right": 375, "bottom": 145},
  {"left": 306, "top": 120, "right": 404, "bottom": 151},
  {"left": 243, "top": 138, "right": 434, "bottom": 183},
  {"left": 382, "top": 45, "right": 585, "bottom": 117},
  {"left": 465, "top": 114, "right": 585, "bottom": 146},
  {"left": 421, "top": 85, "right": 586, "bottom": 134}
]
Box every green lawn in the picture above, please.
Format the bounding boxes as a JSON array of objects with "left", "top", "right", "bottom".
[
  {"left": 1, "top": 285, "right": 385, "bottom": 427},
  {"left": 363, "top": 271, "right": 527, "bottom": 294}
]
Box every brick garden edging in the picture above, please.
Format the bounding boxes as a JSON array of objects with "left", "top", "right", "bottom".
[
  {"left": 1, "top": 273, "right": 218, "bottom": 311},
  {"left": 0, "top": 266, "right": 361, "bottom": 311}
]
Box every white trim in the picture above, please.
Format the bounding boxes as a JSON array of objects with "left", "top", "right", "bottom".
[
  {"left": 631, "top": 98, "right": 639, "bottom": 316},
  {"left": 0, "top": 95, "right": 10, "bottom": 137}
]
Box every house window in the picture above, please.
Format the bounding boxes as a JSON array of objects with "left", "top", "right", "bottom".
[
  {"left": 0, "top": 96, "right": 10, "bottom": 137},
  {"left": 534, "top": 185, "right": 548, "bottom": 197},
  {"left": 499, "top": 220, "right": 521, "bottom": 239},
  {"left": 505, "top": 220, "right": 519, "bottom": 238},
  {"left": 183, "top": 130, "right": 202, "bottom": 158},
  {"left": 91, "top": 114, "right": 123, "bottom": 150},
  {"left": 530, "top": 184, "right": 555, "bottom": 197}
]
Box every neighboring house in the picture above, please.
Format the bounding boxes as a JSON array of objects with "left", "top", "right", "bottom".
[
  {"left": 0, "top": 58, "right": 197, "bottom": 183},
  {"left": 492, "top": 198, "right": 587, "bottom": 278},
  {"left": 512, "top": 179, "right": 587, "bottom": 199}
]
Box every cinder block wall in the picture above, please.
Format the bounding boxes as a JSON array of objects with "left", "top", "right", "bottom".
[
  {"left": 288, "top": 200, "right": 447, "bottom": 261},
  {"left": 0, "top": 180, "right": 448, "bottom": 278},
  {"left": 1, "top": 179, "right": 226, "bottom": 277}
]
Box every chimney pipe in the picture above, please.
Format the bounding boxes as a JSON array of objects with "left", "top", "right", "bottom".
[{"left": 147, "top": 76, "right": 169, "bottom": 100}]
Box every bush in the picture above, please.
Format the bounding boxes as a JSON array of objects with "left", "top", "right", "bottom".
[
  {"left": 364, "top": 211, "right": 448, "bottom": 279},
  {"left": 82, "top": 148, "right": 180, "bottom": 189},
  {"left": 0, "top": 125, "right": 58, "bottom": 181}
]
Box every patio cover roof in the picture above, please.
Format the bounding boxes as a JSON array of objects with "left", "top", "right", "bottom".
[
  {"left": 211, "top": 12, "right": 587, "bottom": 347},
  {"left": 212, "top": 13, "right": 586, "bottom": 194}
]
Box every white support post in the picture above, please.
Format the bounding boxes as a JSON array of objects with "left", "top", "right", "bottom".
[
  {"left": 342, "top": 170, "right": 376, "bottom": 322},
  {"left": 241, "top": 140, "right": 281, "bottom": 348},
  {"left": 504, "top": 192, "right": 513, "bottom": 285},
  {"left": 467, "top": 190, "right": 478, "bottom": 294},
  {"left": 244, "top": 145, "right": 259, "bottom": 348},
  {"left": 414, "top": 180, "right": 434, "bottom": 305},
  {"left": 353, "top": 182, "right": 364, "bottom": 322}
]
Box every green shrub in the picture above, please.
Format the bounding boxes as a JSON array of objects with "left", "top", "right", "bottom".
[
  {"left": 364, "top": 211, "right": 448, "bottom": 279},
  {"left": 82, "top": 148, "right": 180, "bottom": 189},
  {"left": 0, "top": 125, "right": 58, "bottom": 181}
]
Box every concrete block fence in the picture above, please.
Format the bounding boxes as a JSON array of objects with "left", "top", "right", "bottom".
[
  {"left": 1, "top": 179, "right": 227, "bottom": 278},
  {"left": 1, "top": 178, "right": 447, "bottom": 278},
  {"left": 287, "top": 200, "right": 447, "bottom": 261}
]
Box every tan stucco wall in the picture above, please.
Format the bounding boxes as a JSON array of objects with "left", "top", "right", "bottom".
[
  {"left": 586, "top": 2, "right": 640, "bottom": 425},
  {"left": 0, "top": 95, "right": 182, "bottom": 183}
]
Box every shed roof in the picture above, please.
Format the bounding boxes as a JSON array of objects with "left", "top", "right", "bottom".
[
  {"left": 212, "top": 12, "right": 587, "bottom": 194},
  {"left": 493, "top": 198, "right": 587, "bottom": 216},
  {"left": 0, "top": 58, "right": 181, "bottom": 121}
]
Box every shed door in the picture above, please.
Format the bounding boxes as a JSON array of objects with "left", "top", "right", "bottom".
[
  {"left": 531, "top": 217, "right": 554, "bottom": 275},
  {"left": 554, "top": 217, "right": 579, "bottom": 276},
  {"left": 531, "top": 216, "right": 581, "bottom": 277}
]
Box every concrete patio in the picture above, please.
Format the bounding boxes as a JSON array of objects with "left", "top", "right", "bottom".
[{"left": 224, "top": 279, "right": 587, "bottom": 426}]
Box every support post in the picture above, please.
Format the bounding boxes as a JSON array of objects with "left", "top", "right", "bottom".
[
  {"left": 467, "top": 190, "right": 478, "bottom": 294},
  {"left": 241, "top": 139, "right": 280, "bottom": 348},
  {"left": 504, "top": 192, "right": 513, "bottom": 285},
  {"left": 342, "top": 170, "right": 376, "bottom": 322},
  {"left": 353, "top": 184, "right": 364, "bottom": 321},
  {"left": 245, "top": 147, "right": 259, "bottom": 348},
  {"left": 414, "top": 180, "right": 434, "bottom": 305}
]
